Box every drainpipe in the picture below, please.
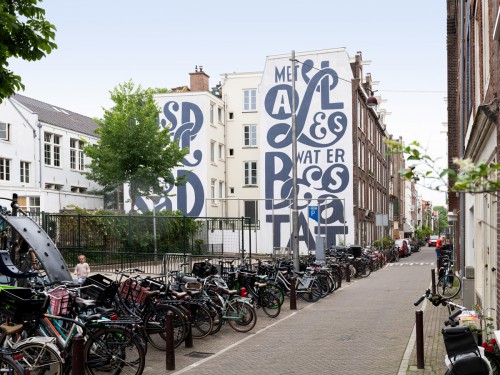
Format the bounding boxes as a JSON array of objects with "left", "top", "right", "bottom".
[
  {"left": 38, "top": 122, "right": 43, "bottom": 188},
  {"left": 459, "top": 0, "right": 465, "bottom": 277}
]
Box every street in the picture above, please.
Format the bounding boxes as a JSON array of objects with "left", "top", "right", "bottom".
[{"left": 142, "top": 247, "right": 437, "bottom": 374}]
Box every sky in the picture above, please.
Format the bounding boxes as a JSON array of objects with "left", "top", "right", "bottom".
[{"left": 9, "top": 0, "right": 449, "bottom": 206}]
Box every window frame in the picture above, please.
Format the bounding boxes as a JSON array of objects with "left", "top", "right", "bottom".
[
  {"left": 70, "top": 138, "right": 85, "bottom": 171},
  {"left": 0, "top": 122, "right": 10, "bottom": 141},
  {"left": 44, "top": 132, "right": 62, "bottom": 167},
  {"left": 243, "top": 89, "right": 257, "bottom": 111},
  {"left": 244, "top": 124, "right": 257, "bottom": 147},
  {"left": 0, "top": 158, "right": 11, "bottom": 181},
  {"left": 244, "top": 161, "right": 257, "bottom": 186},
  {"left": 20, "top": 161, "right": 30, "bottom": 183}
]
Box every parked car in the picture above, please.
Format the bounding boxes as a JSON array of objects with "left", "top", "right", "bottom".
[
  {"left": 428, "top": 235, "right": 439, "bottom": 247},
  {"left": 394, "top": 239, "right": 410, "bottom": 257}
]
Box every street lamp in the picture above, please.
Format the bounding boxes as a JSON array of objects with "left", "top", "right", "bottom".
[
  {"left": 290, "top": 50, "right": 300, "bottom": 271},
  {"left": 148, "top": 194, "right": 161, "bottom": 261}
]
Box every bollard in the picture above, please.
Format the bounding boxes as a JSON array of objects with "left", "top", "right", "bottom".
[
  {"left": 72, "top": 334, "right": 85, "bottom": 375},
  {"left": 165, "top": 311, "right": 175, "bottom": 371},
  {"left": 431, "top": 269, "right": 436, "bottom": 295},
  {"left": 289, "top": 277, "right": 297, "bottom": 310},
  {"left": 416, "top": 310, "right": 424, "bottom": 369},
  {"left": 184, "top": 321, "right": 193, "bottom": 348},
  {"left": 345, "top": 264, "right": 350, "bottom": 282}
]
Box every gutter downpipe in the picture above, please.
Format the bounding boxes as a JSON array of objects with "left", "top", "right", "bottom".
[
  {"left": 38, "top": 122, "right": 43, "bottom": 189},
  {"left": 459, "top": 0, "right": 466, "bottom": 277}
]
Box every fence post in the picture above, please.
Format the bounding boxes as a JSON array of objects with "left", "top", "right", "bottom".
[
  {"left": 290, "top": 277, "right": 297, "bottom": 310},
  {"left": 165, "top": 311, "right": 175, "bottom": 370},
  {"left": 416, "top": 310, "right": 424, "bottom": 369},
  {"left": 72, "top": 333, "right": 85, "bottom": 375},
  {"left": 345, "top": 264, "right": 351, "bottom": 282},
  {"left": 184, "top": 322, "right": 193, "bottom": 348},
  {"left": 431, "top": 269, "right": 436, "bottom": 295}
]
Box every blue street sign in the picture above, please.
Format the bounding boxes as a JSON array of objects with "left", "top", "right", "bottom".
[{"left": 309, "top": 205, "right": 318, "bottom": 222}]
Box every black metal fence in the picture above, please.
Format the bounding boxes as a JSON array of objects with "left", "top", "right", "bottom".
[{"left": 37, "top": 213, "right": 251, "bottom": 269}]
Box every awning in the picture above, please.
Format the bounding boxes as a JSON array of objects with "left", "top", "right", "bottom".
[{"left": 403, "top": 223, "right": 415, "bottom": 233}]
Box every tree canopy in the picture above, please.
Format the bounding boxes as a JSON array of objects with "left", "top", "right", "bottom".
[
  {"left": 84, "top": 81, "right": 189, "bottom": 211},
  {"left": 0, "top": 0, "right": 57, "bottom": 101}
]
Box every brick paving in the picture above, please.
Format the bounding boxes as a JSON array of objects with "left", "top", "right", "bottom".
[
  {"left": 140, "top": 248, "right": 450, "bottom": 374},
  {"left": 404, "top": 288, "right": 451, "bottom": 374}
]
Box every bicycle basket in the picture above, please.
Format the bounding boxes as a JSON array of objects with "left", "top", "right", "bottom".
[
  {"left": 0, "top": 287, "right": 48, "bottom": 323},
  {"left": 48, "top": 289, "right": 72, "bottom": 315},
  {"left": 119, "top": 278, "right": 150, "bottom": 304},
  {"left": 81, "top": 274, "right": 118, "bottom": 306}
]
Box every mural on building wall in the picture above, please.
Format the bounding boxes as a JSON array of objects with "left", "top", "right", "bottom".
[
  {"left": 134, "top": 97, "right": 206, "bottom": 216},
  {"left": 260, "top": 50, "right": 354, "bottom": 252}
]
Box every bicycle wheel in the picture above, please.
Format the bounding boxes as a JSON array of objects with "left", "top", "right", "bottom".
[
  {"left": 0, "top": 353, "right": 29, "bottom": 375},
  {"left": 315, "top": 274, "right": 330, "bottom": 298},
  {"left": 84, "top": 327, "right": 146, "bottom": 375},
  {"left": 264, "top": 282, "right": 285, "bottom": 306},
  {"left": 484, "top": 350, "right": 500, "bottom": 375},
  {"left": 190, "top": 303, "right": 214, "bottom": 339},
  {"left": 298, "top": 279, "right": 322, "bottom": 303},
  {"left": 436, "top": 274, "right": 462, "bottom": 298},
  {"left": 227, "top": 301, "right": 257, "bottom": 332},
  {"left": 260, "top": 290, "right": 281, "bottom": 318},
  {"left": 357, "top": 262, "right": 371, "bottom": 278},
  {"left": 15, "top": 341, "right": 63, "bottom": 375},
  {"left": 144, "top": 304, "right": 187, "bottom": 350}
]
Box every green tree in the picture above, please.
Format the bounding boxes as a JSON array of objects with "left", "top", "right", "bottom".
[
  {"left": 84, "top": 81, "right": 189, "bottom": 211},
  {"left": 385, "top": 139, "right": 500, "bottom": 194},
  {"left": 0, "top": 0, "right": 57, "bottom": 101}
]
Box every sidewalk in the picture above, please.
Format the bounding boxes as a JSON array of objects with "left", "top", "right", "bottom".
[{"left": 404, "top": 295, "right": 451, "bottom": 374}]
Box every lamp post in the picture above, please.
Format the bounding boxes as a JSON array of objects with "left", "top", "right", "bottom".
[
  {"left": 291, "top": 50, "right": 300, "bottom": 271},
  {"left": 148, "top": 194, "right": 161, "bottom": 261}
]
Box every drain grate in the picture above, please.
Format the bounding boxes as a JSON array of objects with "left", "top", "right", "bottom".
[{"left": 185, "top": 351, "right": 214, "bottom": 358}]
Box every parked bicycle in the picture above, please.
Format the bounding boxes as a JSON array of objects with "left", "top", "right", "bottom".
[
  {"left": 414, "top": 289, "right": 500, "bottom": 374},
  {"left": 437, "top": 251, "right": 462, "bottom": 298}
]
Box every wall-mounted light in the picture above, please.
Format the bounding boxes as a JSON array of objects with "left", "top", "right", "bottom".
[{"left": 367, "top": 90, "right": 378, "bottom": 108}]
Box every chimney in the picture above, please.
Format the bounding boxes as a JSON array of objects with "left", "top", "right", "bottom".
[{"left": 189, "top": 65, "right": 210, "bottom": 92}]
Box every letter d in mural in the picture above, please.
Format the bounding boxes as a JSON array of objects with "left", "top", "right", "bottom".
[{"left": 260, "top": 48, "right": 354, "bottom": 253}]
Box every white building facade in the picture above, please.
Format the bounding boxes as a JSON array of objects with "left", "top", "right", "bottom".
[
  {"left": 142, "top": 49, "right": 363, "bottom": 254},
  {"left": 0, "top": 94, "right": 103, "bottom": 213}
]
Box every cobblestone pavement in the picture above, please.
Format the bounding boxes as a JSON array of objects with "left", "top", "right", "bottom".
[{"left": 141, "top": 248, "right": 447, "bottom": 375}]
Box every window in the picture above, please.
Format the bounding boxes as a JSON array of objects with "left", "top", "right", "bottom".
[
  {"left": 0, "top": 123, "right": 10, "bottom": 141},
  {"left": 218, "top": 107, "right": 223, "bottom": 124},
  {"left": 244, "top": 161, "right": 257, "bottom": 185},
  {"left": 211, "top": 179, "right": 216, "bottom": 203},
  {"left": 20, "top": 161, "right": 30, "bottom": 183},
  {"left": 244, "top": 200, "right": 258, "bottom": 225},
  {"left": 210, "top": 141, "right": 216, "bottom": 163},
  {"left": 229, "top": 187, "right": 235, "bottom": 195},
  {"left": 210, "top": 103, "right": 215, "bottom": 125},
  {"left": 218, "top": 144, "right": 224, "bottom": 160},
  {"left": 44, "top": 132, "right": 61, "bottom": 167},
  {"left": 18, "top": 196, "right": 40, "bottom": 214},
  {"left": 70, "top": 138, "right": 84, "bottom": 171},
  {"left": 0, "top": 158, "right": 10, "bottom": 181},
  {"left": 243, "top": 89, "right": 257, "bottom": 111},
  {"left": 218, "top": 181, "right": 224, "bottom": 199},
  {"left": 228, "top": 112, "right": 234, "bottom": 120},
  {"left": 229, "top": 149, "right": 234, "bottom": 157},
  {"left": 244, "top": 125, "right": 257, "bottom": 147},
  {"left": 45, "top": 183, "right": 63, "bottom": 190}
]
